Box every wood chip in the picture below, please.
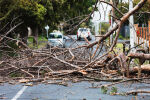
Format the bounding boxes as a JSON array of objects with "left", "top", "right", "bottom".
[{"left": 19, "top": 79, "right": 30, "bottom": 83}]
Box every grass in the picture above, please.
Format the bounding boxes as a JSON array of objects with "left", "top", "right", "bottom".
[
  {"left": 118, "top": 34, "right": 130, "bottom": 40},
  {"left": 10, "top": 72, "right": 23, "bottom": 77},
  {"left": 38, "top": 36, "right": 47, "bottom": 41},
  {"left": 28, "top": 36, "right": 48, "bottom": 49},
  {"left": 116, "top": 43, "right": 123, "bottom": 48},
  {"left": 114, "top": 43, "right": 123, "bottom": 53},
  {"left": 114, "top": 42, "right": 131, "bottom": 54}
]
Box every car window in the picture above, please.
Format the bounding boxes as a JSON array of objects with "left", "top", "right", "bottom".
[
  {"left": 49, "top": 33, "right": 62, "bottom": 38},
  {"left": 79, "top": 28, "right": 87, "bottom": 31}
]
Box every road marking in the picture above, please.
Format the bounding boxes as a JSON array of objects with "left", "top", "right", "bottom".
[{"left": 11, "top": 86, "right": 28, "bottom": 100}]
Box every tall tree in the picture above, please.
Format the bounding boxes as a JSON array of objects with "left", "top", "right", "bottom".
[
  {"left": 0, "top": 0, "right": 97, "bottom": 44},
  {"left": 115, "top": 0, "right": 150, "bottom": 25}
]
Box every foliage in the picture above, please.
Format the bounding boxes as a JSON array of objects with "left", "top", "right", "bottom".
[
  {"left": 80, "top": 22, "right": 90, "bottom": 28},
  {"left": 101, "top": 86, "right": 118, "bottom": 95},
  {"left": 0, "top": 0, "right": 15, "bottom": 20},
  {"left": 101, "top": 86, "right": 108, "bottom": 94},
  {"left": 118, "top": 34, "right": 124, "bottom": 40},
  {"left": 0, "top": 41, "right": 19, "bottom": 57},
  {"left": 28, "top": 36, "right": 47, "bottom": 49},
  {"left": 15, "top": 0, "right": 47, "bottom": 26},
  {"left": 10, "top": 72, "right": 23, "bottom": 77},
  {"left": 133, "top": 0, "right": 150, "bottom": 12},
  {"left": 0, "top": 0, "right": 97, "bottom": 34},
  {"left": 133, "top": 0, "right": 150, "bottom": 25},
  {"left": 110, "top": 87, "right": 118, "bottom": 95},
  {"left": 100, "top": 22, "right": 110, "bottom": 34},
  {"left": 115, "top": 1, "right": 150, "bottom": 25}
]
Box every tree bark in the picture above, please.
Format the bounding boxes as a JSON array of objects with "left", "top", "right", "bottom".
[
  {"left": 130, "top": 64, "right": 150, "bottom": 73},
  {"left": 20, "top": 24, "right": 28, "bottom": 44},
  {"left": 31, "top": 25, "right": 39, "bottom": 47},
  {"left": 128, "top": 53, "right": 150, "bottom": 60},
  {"left": 128, "top": 52, "right": 150, "bottom": 78}
]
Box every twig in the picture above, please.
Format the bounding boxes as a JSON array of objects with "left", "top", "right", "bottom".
[
  {"left": 126, "top": 90, "right": 150, "bottom": 95},
  {"left": 0, "top": 21, "right": 23, "bottom": 42},
  {"left": 6, "top": 63, "right": 34, "bottom": 78},
  {"left": 91, "top": 40, "right": 101, "bottom": 59},
  {"left": 68, "top": 48, "right": 75, "bottom": 61},
  {"left": 52, "top": 56, "right": 81, "bottom": 69}
]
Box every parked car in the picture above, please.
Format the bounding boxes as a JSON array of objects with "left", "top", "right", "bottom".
[
  {"left": 77, "top": 28, "right": 92, "bottom": 40},
  {"left": 47, "top": 31, "right": 65, "bottom": 48}
]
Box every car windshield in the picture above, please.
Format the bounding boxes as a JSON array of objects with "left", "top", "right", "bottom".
[
  {"left": 49, "top": 33, "right": 62, "bottom": 39},
  {"left": 79, "top": 28, "right": 87, "bottom": 31}
]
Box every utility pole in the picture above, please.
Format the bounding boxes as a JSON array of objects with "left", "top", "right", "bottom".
[{"left": 129, "top": 0, "right": 135, "bottom": 51}]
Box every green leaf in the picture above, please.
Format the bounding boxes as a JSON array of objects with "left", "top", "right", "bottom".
[
  {"left": 110, "top": 86, "right": 118, "bottom": 95},
  {"left": 101, "top": 86, "right": 108, "bottom": 94}
]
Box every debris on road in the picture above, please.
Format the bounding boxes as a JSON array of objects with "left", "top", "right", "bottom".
[{"left": 0, "top": 0, "right": 149, "bottom": 97}]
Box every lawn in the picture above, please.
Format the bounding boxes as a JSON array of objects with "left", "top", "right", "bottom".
[
  {"left": 114, "top": 43, "right": 129, "bottom": 54},
  {"left": 114, "top": 43, "right": 123, "bottom": 54},
  {"left": 28, "top": 36, "right": 48, "bottom": 49}
]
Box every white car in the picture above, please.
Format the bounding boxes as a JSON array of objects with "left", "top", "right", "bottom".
[
  {"left": 47, "top": 31, "right": 65, "bottom": 48},
  {"left": 77, "top": 28, "right": 92, "bottom": 40}
]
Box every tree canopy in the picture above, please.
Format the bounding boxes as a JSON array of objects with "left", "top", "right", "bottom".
[
  {"left": 0, "top": 0, "right": 97, "bottom": 45},
  {"left": 115, "top": 0, "right": 150, "bottom": 26},
  {"left": 0, "top": 0, "right": 96, "bottom": 32}
]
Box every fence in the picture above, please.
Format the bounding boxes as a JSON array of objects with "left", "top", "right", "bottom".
[{"left": 134, "top": 21, "right": 150, "bottom": 49}]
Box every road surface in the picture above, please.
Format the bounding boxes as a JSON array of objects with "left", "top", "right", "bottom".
[{"left": 1, "top": 81, "right": 150, "bottom": 100}]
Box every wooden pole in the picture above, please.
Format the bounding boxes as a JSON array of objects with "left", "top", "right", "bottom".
[
  {"left": 134, "top": 24, "right": 139, "bottom": 45},
  {"left": 143, "top": 27, "right": 145, "bottom": 48},
  {"left": 146, "top": 27, "right": 148, "bottom": 46},
  {"left": 140, "top": 27, "right": 142, "bottom": 45},
  {"left": 148, "top": 21, "right": 150, "bottom": 50},
  {"left": 138, "top": 60, "right": 142, "bottom": 78}
]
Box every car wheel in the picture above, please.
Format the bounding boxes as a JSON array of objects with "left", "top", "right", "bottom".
[
  {"left": 63, "top": 44, "right": 65, "bottom": 48},
  {"left": 46, "top": 44, "right": 50, "bottom": 49},
  {"left": 87, "top": 36, "right": 91, "bottom": 41},
  {"left": 78, "top": 37, "right": 81, "bottom": 40}
]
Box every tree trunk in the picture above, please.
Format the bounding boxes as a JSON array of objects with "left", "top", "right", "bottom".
[
  {"left": 31, "top": 25, "right": 39, "bottom": 47},
  {"left": 130, "top": 64, "right": 150, "bottom": 73},
  {"left": 20, "top": 25, "right": 28, "bottom": 44},
  {"left": 128, "top": 52, "right": 150, "bottom": 78}
]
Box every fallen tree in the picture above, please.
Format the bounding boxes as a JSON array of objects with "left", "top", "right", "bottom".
[
  {"left": 0, "top": 0, "right": 149, "bottom": 87},
  {"left": 128, "top": 53, "right": 150, "bottom": 60}
]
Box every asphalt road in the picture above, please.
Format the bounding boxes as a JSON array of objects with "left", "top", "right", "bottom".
[
  {"left": 64, "top": 35, "right": 96, "bottom": 48},
  {"left": 64, "top": 35, "right": 106, "bottom": 58},
  {"left": 1, "top": 81, "right": 150, "bottom": 100}
]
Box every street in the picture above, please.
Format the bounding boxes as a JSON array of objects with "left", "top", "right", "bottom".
[
  {"left": 64, "top": 35, "right": 96, "bottom": 48},
  {"left": 1, "top": 81, "right": 150, "bottom": 100},
  {"left": 63, "top": 35, "right": 106, "bottom": 57}
]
